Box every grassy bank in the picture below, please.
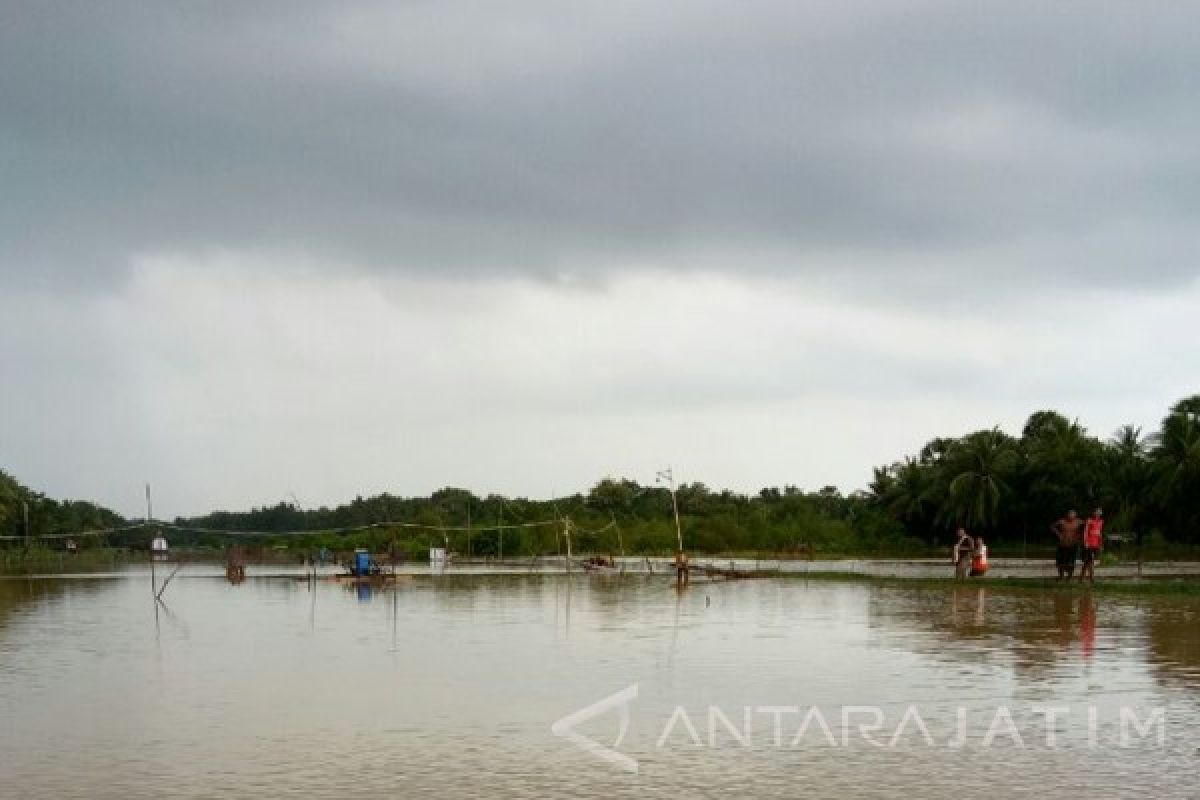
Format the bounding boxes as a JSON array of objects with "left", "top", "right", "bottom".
[{"left": 0, "top": 547, "right": 133, "bottom": 575}]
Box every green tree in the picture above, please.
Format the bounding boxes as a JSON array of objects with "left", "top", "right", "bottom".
[
  {"left": 1150, "top": 396, "right": 1200, "bottom": 543},
  {"left": 1016, "top": 411, "right": 1103, "bottom": 527},
  {"left": 942, "top": 429, "right": 1019, "bottom": 533},
  {"left": 885, "top": 457, "right": 938, "bottom": 543},
  {"left": 1104, "top": 424, "right": 1151, "bottom": 541},
  {"left": 586, "top": 479, "right": 638, "bottom": 516}
]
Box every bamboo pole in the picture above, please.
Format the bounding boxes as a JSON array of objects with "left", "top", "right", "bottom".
[{"left": 156, "top": 564, "right": 182, "bottom": 601}]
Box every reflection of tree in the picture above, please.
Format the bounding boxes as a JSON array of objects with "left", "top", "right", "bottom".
[
  {"left": 864, "top": 587, "right": 1150, "bottom": 684},
  {"left": 1145, "top": 603, "right": 1200, "bottom": 689},
  {"left": 0, "top": 578, "right": 118, "bottom": 633},
  {"left": 0, "top": 579, "right": 32, "bottom": 630}
]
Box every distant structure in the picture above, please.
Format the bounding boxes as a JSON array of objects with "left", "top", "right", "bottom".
[
  {"left": 150, "top": 533, "right": 169, "bottom": 561},
  {"left": 226, "top": 545, "right": 246, "bottom": 583},
  {"left": 429, "top": 546, "right": 447, "bottom": 573}
]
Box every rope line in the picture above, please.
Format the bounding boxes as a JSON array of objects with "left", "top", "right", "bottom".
[
  {"left": 1, "top": 518, "right": 566, "bottom": 541},
  {"left": 571, "top": 520, "right": 618, "bottom": 537}
]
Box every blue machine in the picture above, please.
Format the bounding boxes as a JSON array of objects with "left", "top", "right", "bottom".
[{"left": 354, "top": 548, "right": 371, "bottom": 577}]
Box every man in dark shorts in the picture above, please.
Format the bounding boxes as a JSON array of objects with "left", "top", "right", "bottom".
[{"left": 1051, "top": 510, "right": 1083, "bottom": 581}]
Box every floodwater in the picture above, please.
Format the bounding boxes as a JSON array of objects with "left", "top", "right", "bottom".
[{"left": 1, "top": 570, "right": 1197, "bottom": 798}]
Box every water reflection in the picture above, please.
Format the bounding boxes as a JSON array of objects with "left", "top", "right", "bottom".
[
  {"left": 0, "top": 576, "right": 121, "bottom": 633},
  {"left": 0, "top": 574, "right": 1196, "bottom": 798},
  {"left": 1146, "top": 603, "right": 1200, "bottom": 688},
  {"left": 862, "top": 584, "right": 1200, "bottom": 696}
]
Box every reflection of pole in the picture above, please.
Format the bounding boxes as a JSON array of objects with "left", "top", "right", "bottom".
[
  {"left": 666, "top": 584, "right": 682, "bottom": 670},
  {"left": 564, "top": 567, "right": 571, "bottom": 636}
]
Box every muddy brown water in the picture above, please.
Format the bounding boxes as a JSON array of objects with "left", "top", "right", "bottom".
[{"left": 1, "top": 569, "right": 1197, "bottom": 798}]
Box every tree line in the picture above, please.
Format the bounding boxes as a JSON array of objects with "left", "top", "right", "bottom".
[
  {"left": 171, "top": 483, "right": 905, "bottom": 558},
  {"left": 868, "top": 395, "right": 1200, "bottom": 549},
  {"left": 3, "top": 395, "right": 1197, "bottom": 556},
  {"left": 165, "top": 393, "right": 1200, "bottom": 553},
  {"left": 0, "top": 469, "right": 124, "bottom": 544}
]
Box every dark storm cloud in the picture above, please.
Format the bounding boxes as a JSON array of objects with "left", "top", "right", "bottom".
[{"left": 3, "top": 1, "right": 1199, "bottom": 288}]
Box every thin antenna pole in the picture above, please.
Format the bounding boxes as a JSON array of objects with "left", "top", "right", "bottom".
[
  {"left": 612, "top": 512, "right": 625, "bottom": 559},
  {"left": 658, "top": 466, "right": 684, "bottom": 553},
  {"left": 146, "top": 483, "right": 157, "bottom": 598}
]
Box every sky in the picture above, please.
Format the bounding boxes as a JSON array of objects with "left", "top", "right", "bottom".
[{"left": 2, "top": 1, "right": 1198, "bottom": 517}]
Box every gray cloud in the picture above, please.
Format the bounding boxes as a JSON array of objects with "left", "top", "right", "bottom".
[
  {"left": 4, "top": 1, "right": 1200, "bottom": 290},
  {"left": 3, "top": 2, "right": 1200, "bottom": 513}
]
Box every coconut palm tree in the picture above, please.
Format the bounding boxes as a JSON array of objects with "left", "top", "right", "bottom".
[
  {"left": 1151, "top": 398, "right": 1200, "bottom": 542},
  {"left": 1018, "top": 410, "right": 1104, "bottom": 527},
  {"left": 885, "top": 458, "right": 931, "bottom": 521},
  {"left": 942, "top": 429, "right": 1019, "bottom": 533},
  {"left": 1104, "top": 425, "right": 1151, "bottom": 545}
]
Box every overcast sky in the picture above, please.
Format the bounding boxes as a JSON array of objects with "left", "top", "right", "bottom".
[{"left": 2, "top": 2, "right": 1198, "bottom": 517}]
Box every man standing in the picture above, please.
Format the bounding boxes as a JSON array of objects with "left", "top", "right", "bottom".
[
  {"left": 1051, "top": 510, "right": 1083, "bottom": 581},
  {"left": 674, "top": 549, "right": 689, "bottom": 587},
  {"left": 1081, "top": 508, "right": 1104, "bottom": 584}
]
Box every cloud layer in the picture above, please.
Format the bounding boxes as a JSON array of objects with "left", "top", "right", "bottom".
[
  {"left": 2, "top": 2, "right": 1198, "bottom": 514},
  {"left": 5, "top": 1, "right": 1199, "bottom": 288}
]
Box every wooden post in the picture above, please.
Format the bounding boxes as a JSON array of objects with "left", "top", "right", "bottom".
[
  {"left": 664, "top": 467, "right": 684, "bottom": 553},
  {"left": 146, "top": 484, "right": 156, "bottom": 598}
]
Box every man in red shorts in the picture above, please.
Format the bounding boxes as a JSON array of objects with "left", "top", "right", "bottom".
[{"left": 1081, "top": 508, "right": 1104, "bottom": 583}]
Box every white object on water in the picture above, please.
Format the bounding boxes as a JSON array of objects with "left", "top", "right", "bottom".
[
  {"left": 151, "top": 535, "right": 169, "bottom": 553},
  {"left": 429, "top": 547, "right": 447, "bottom": 570}
]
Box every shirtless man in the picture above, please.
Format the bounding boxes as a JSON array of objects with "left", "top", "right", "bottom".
[{"left": 1051, "top": 510, "right": 1083, "bottom": 581}]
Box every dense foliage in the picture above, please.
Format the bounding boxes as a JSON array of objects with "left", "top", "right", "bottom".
[
  {"left": 0, "top": 469, "right": 125, "bottom": 544},
  {"left": 869, "top": 396, "right": 1200, "bottom": 548},
  {"left": 175, "top": 395, "right": 1200, "bottom": 555},
  {"left": 4, "top": 395, "right": 1198, "bottom": 556},
  {"left": 173, "top": 483, "right": 910, "bottom": 557}
]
